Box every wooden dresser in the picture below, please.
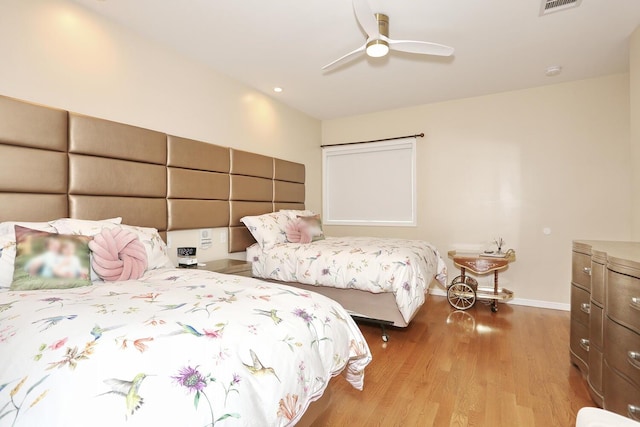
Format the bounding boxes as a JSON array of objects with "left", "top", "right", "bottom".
[{"left": 571, "top": 241, "right": 640, "bottom": 421}]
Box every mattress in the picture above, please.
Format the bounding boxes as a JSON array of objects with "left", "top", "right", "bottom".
[
  {"left": 247, "top": 236, "right": 447, "bottom": 323},
  {"left": 0, "top": 268, "right": 371, "bottom": 427}
]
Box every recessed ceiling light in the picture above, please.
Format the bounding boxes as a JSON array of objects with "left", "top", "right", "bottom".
[
  {"left": 273, "top": 87, "right": 283, "bottom": 93},
  {"left": 545, "top": 65, "right": 562, "bottom": 77}
]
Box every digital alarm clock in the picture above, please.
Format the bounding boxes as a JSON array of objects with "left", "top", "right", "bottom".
[{"left": 177, "top": 247, "right": 197, "bottom": 268}]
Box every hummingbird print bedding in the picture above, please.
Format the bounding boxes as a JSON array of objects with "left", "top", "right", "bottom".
[
  {"left": 247, "top": 237, "right": 448, "bottom": 324},
  {"left": 0, "top": 268, "right": 371, "bottom": 427}
]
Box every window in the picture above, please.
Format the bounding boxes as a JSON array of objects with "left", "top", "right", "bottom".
[{"left": 322, "top": 137, "right": 417, "bottom": 226}]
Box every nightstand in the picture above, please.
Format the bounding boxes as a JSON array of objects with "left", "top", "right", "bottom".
[{"left": 199, "top": 259, "right": 253, "bottom": 277}]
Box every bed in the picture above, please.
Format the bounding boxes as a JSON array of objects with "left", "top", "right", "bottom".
[
  {"left": 239, "top": 210, "right": 447, "bottom": 339},
  {"left": 0, "top": 259, "right": 370, "bottom": 427},
  {"left": 0, "top": 94, "right": 373, "bottom": 426}
]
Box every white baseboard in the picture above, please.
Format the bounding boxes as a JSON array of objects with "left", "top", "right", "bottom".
[{"left": 428, "top": 288, "right": 570, "bottom": 312}]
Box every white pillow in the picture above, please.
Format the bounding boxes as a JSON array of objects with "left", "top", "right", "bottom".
[
  {"left": 0, "top": 221, "right": 58, "bottom": 290},
  {"left": 117, "top": 224, "right": 173, "bottom": 270},
  {"left": 48, "top": 217, "right": 122, "bottom": 235},
  {"left": 51, "top": 219, "right": 173, "bottom": 271},
  {"left": 279, "top": 209, "right": 316, "bottom": 220},
  {"left": 240, "top": 212, "right": 291, "bottom": 250}
]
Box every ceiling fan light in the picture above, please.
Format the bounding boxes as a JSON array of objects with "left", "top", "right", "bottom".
[{"left": 366, "top": 39, "right": 389, "bottom": 58}]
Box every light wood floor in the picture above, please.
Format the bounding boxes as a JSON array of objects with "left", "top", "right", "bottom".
[{"left": 312, "top": 296, "right": 594, "bottom": 427}]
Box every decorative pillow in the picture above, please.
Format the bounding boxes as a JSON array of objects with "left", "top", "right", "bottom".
[
  {"left": 0, "top": 221, "right": 58, "bottom": 291},
  {"left": 116, "top": 224, "right": 173, "bottom": 270},
  {"left": 297, "top": 214, "right": 325, "bottom": 242},
  {"left": 10, "top": 226, "right": 92, "bottom": 291},
  {"left": 47, "top": 218, "right": 123, "bottom": 282},
  {"left": 240, "top": 212, "right": 291, "bottom": 249},
  {"left": 51, "top": 219, "right": 173, "bottom": 271},
  {"left": 285, "top": 218, "right": 313, "bottom": 244},
  {"left": 89, "top": 228, "right": 148, "bottom": 281}
]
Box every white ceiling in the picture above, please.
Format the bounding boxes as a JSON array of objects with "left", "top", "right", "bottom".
[{"left": 72, "top": 0, "right": 640, "bottom": 120}]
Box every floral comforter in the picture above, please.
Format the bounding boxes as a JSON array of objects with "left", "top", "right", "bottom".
[
  {"left": 0, "top": 269, "right": 371, "bottom": 427},
  {"left": 247, "top": 237, "right": 448, "bottom": 323}
]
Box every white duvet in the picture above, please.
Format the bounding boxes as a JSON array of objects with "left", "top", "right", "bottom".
[
  {"left": 248, "top": 237, "right": 447, "bottom": 323},
  {"left": 0, "top": 268, "right": 371, "bottom": 427}
]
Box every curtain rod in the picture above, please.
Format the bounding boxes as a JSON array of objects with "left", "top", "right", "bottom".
[{"left": 320, "top": 132, "right": 424, "bottom": 148}]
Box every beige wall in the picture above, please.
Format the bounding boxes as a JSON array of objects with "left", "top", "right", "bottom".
[
  {"left": 322, "top": 74, "right": 631, "bottom": 306},
  {"left": 631, "top": 26, "right": 640, "bottom": 239},
  {"left": 0, "top": 0, "right": 321, "bottom": 263}
]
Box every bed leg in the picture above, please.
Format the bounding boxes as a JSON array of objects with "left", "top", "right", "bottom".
[{"left": 349, "top": 315, "right": 392, "bottom": 343}]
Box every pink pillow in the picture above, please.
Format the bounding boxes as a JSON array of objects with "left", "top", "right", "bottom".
[
  {"left": 89, "top": 228, "right": 148, "bottom": 281},
  {"left": 285, "top": 219, "right": 312, "bottom": 244}
]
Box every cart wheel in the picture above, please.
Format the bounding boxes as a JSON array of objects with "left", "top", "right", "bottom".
[
  {"left": 450, "top": 275, "right": 478, "bottom": 287},
  {"left": 491, "top": 301, "right": 498, "bottom": 313},
  {"left": 447, "top": 281, "right": 477, "bottom": 310}
]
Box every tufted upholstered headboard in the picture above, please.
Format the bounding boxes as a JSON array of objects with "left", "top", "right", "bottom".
[{"left": 0, "top": 95, "right": 305, "bottom": 252}]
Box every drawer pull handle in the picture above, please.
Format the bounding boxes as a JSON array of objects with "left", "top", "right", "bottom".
[
  {"left": 582, "top": 267, "right": 592, "bottom": 276},
  {"left": 579, "top": 338, "right": 590, "bottom": 352},
  {"left": 580, "top": 303, "right": 590, "bottom": 314},
  {"left": 631, "top": 297, "right": 640, "bottom": 312},
  {"left": 629, "top": 405, "right": 640, "bottom": 421},
  {"left": 628, "top": 351, "right": 640, "bottom": 370}
]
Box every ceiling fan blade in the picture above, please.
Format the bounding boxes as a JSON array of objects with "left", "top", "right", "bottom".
[
  {"left": 387, "top": 39, "right": 454, "bottom": 57},
  {"left": 322, "top": 44, "right": 366, "bottom": 71},
  {"left": 352, "top": 0, "right": 379, "bottom": 38}
]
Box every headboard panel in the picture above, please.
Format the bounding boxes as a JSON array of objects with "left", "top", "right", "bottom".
[
  {"left": 274, "top": 158, "right": 305, "bottom": 183},
  {"left": 227, "top": 149, "right": 277, "bottom": 253},
  {"left": 168, "top": 135, "right": 229, "bottom": 172},
  {"left": 274, "top": 158, "right": 305, "bottom": 212},
  {"left": 3, "top": 145, "right": 67, "bottom": 194},
  {"left": 230, "top": 149, "right": 273, "bottom": 178},
  {"left": 0, "top": 96, "right": 68, "bottom": 221},
  {"left": 68, "top": 113, "right": 168, "bottom": 233},
  {"left": 0, "top": 194, "right": 68, "bottom": 222},
  {"left": 0, "top": 95, "right": 67, "bottom": 151},
  {"left": 0, "top": 94, "right": 305, "bottom": 253},
  {"left": 69, "top": 113, "right": 167, "bottom": 164},
  {"left": 68, "top": 155, "right": 166, "bottom": 197},
  {"left": 226, "top": 151, "right": 306, "bottom": 253},
  {"left": 69, "top": 196, "right": 168, "bottom": 231},
  {"left": 230, "top": 175, "right": 273, "bottom": 202},
  {"left": 167, "top": 135, "right": 230, "bottom": 231},
  {"left": 274, "top": 181, "right": 305, "bottom": 204}
]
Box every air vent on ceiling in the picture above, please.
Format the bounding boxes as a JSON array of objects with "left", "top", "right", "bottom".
[{"left": 540, "top": 0, "right": 582, "bottom": 16}]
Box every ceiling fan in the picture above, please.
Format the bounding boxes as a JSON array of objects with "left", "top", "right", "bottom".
[{"left": 322, "top": 0, "right": 455, "bottom": 71}]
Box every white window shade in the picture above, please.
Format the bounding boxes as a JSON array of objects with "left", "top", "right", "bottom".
[{"left": 322, "top": 138, "right": 417, "bottom": 226}]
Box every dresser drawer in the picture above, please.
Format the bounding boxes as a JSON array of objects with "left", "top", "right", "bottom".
[
  {"left": 571, "top": 318, "right": 590, "bottom": 369},
  {"left": 590, "top": 303, "right": 603, "bottom": 349},
  {"left": 607, "top": 269, "right": 640, "bottom": 335},
  {"left": 591, "top": 259, "right": 606, "bottom": 306},
  {"left": 572, "top": 251, "right": 592, "bottom": 290},
  {"left": 604, "top": 317, "right": 640, "bottom": 387},
  {"left": 604, "top": 362, "right": 640, "bottom": 421},
  {"left": 571, "top": 284, "right": 591, "bottom": 327},
  {"left": 588, "top": 347, "right": 604, "bottom": 402}
]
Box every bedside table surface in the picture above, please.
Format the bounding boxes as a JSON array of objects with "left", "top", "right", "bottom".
[{"left": 202, "top": 259, "right": 252, "bottom": 275}]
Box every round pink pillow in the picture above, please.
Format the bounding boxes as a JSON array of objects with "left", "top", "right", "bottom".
[
  {"left": 285, "top": 219, "right": 312, "bottom": 244},
  {"left": 89, "top": 227, "right": 148, "bottom": 281}
]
